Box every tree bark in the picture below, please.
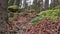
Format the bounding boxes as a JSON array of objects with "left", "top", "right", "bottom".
[
  {"left": 0, "top": 0, "right": 8, "bottom": 33},
  {"left": 33, "top": 0, "right": 37, "bottom": 11},
  {"left": 0, "top": 0, "right": 8, "bottom": 24},
  {"left": 58, "top": 0, "right": 60, "bottom": 5},
  {"left": 45, "top": 0, "right": 49, "bottom": 9},
  {"left": 8, "top": 0, "right": 14, "bottom": 6}
]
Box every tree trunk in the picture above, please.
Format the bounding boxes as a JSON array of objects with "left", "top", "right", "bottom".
[
  {"left": 24, "top": 0, "right": 28, "bottom": 11},
  {"left": 13, "top": 0, "right": 17, "bottom": 5},
  {"left": 39, "top": 0, "right": 43, "bottom": 11},
  {"left": 8, "top": 0, "right": 14, "bottom": 6},
  {"left": 0, "top": 0, "right": 8, "bottom": 24},
  {"left": 58, "top": 0, "right": 60, "bottom": 5},
  {"left": 45, "top": 0, "right": 49, "bottom": 9},
  {"left": 0, "top": 0, "right": 8, "bottom": 33},
  {"left": 33, "top": 0, "right": 37, "bottom": 11},
  {"left": 16, "top": 0, "right": 20, "bottom": 6},
  {"left": 50, "top": 0, "right": 55, "bottom": 8}
]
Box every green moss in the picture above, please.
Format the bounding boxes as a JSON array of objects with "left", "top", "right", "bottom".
[
  {"left": 8, "top": 5, "right": 19, "bottom": 12},
  {"left": 30, "top": 6, "right": 60, "bottom": 24},
  {"left": 8, "top": 5, "right": 19, "bottom": 9}
]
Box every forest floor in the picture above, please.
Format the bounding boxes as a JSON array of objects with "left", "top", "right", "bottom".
[
  {"left": 0, "top": 5, "right": 60, "bottom": 34},
  {"left": 0, "top": 11, "right": 38, "bottom": 34}
]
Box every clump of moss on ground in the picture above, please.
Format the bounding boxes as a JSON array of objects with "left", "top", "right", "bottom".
[{"left": 30, "top": 5, "right": 60, "bottom": 26}]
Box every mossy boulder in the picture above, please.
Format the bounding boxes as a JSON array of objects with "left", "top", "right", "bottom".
[{"left": 8, "top": 5, "right": 19, "bottom": 12}]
